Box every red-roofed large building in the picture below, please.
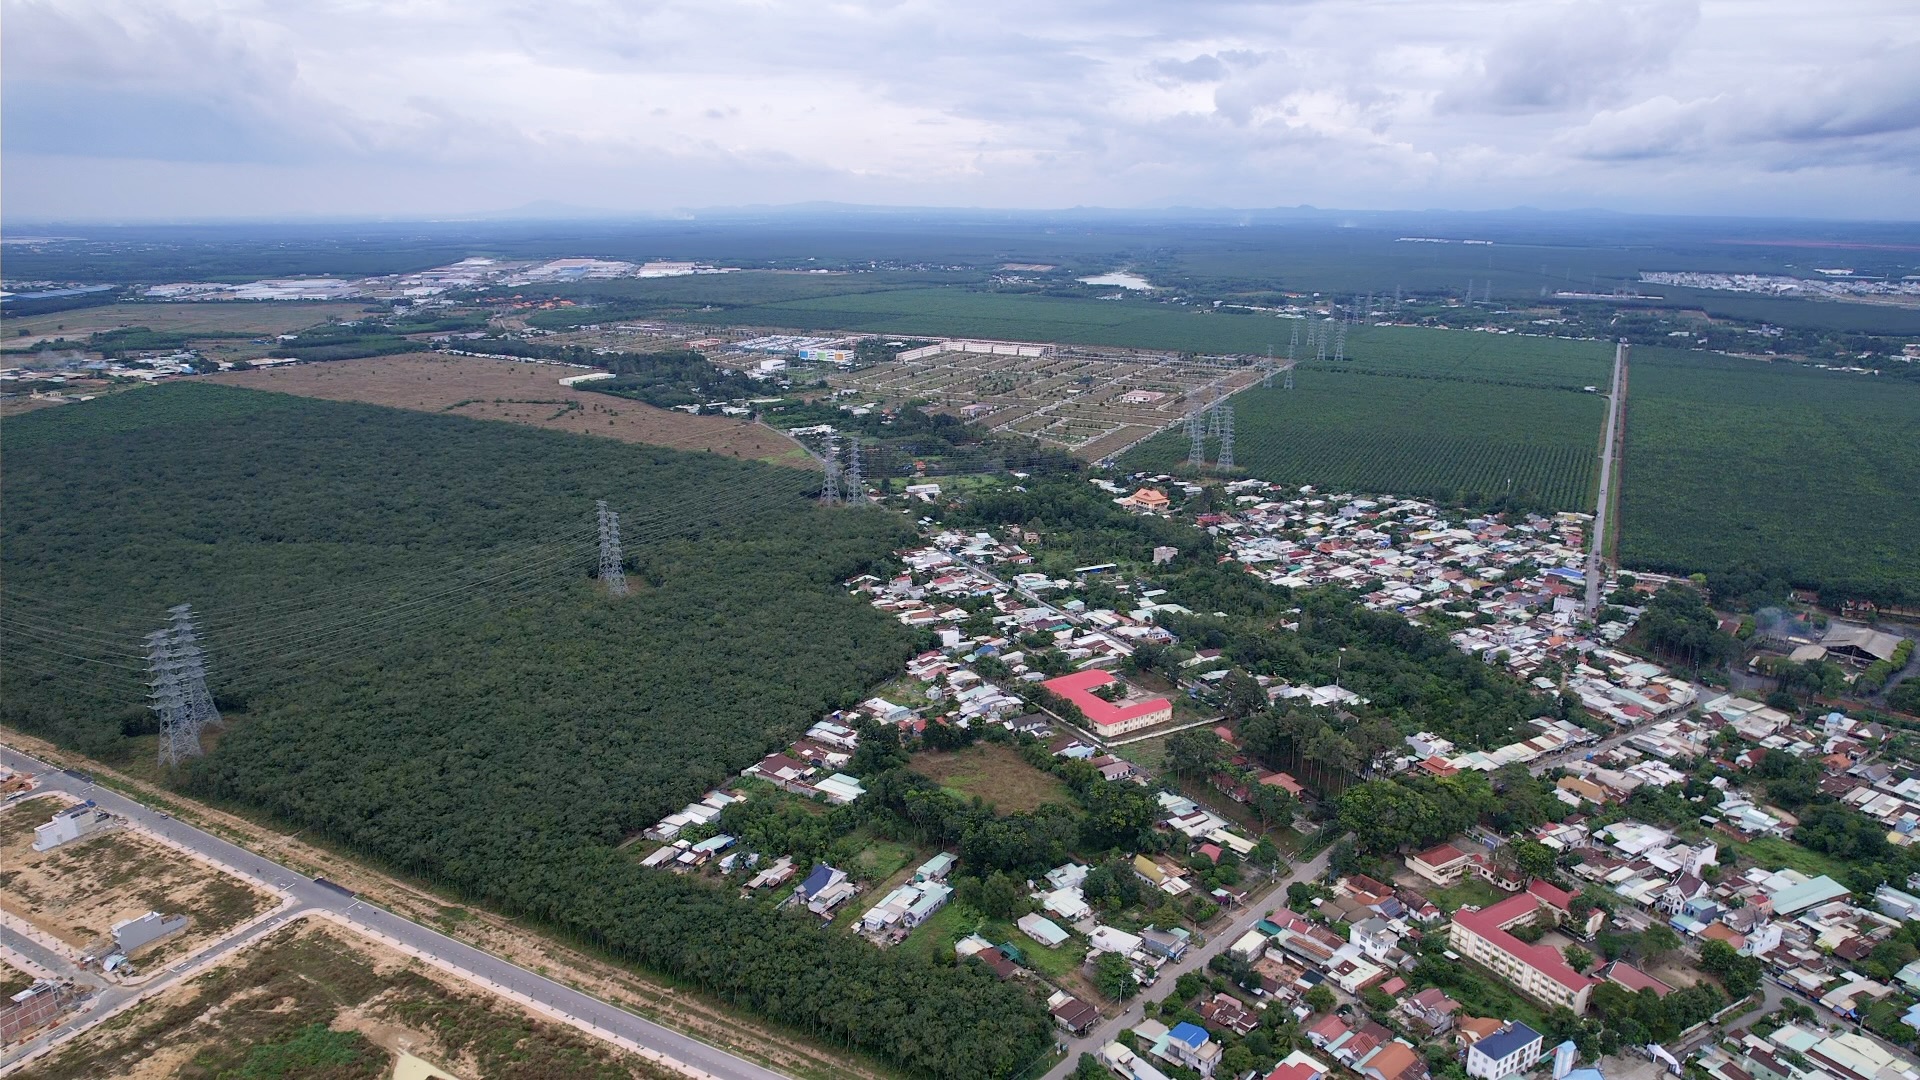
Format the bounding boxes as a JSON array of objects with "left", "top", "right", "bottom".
[
  {"left": 1407, "top": 843, "right": 1474, "bottom": 886},
  {"left": 1449, "top": 885, "right": 1599, "bottom": 1015},
  {"left": 1042, "top": 670, "right": 1173, "bottom": 736}
]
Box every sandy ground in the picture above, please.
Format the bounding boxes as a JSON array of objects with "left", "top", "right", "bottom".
[
  {"left": 210, "top": 353, "right": 812, "bottom": 462},
  {"left": 33, "top": 917, "right": 675, "bottom": 1080},
  {"left": 1, "top": 731, "right": 899, "bottom": 1080},
  {"left": 0, "top": 793, "right": 277, "bottom": 968}
]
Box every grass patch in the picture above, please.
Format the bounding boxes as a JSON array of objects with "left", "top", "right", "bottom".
[
  {"left": 1427, "top": 876, "right": 1509, "bottom": 913},
  {"left": 851, "top": 836, "right": 916, "bottom": 885},
  {"left": 915, "top": 742, "right": 1077, "bottom": 814},
  {"left": 1420, "top": 952, "right": 1547, "bottom": 1031},
  {"left": 1727, "top": 835, "right": 1851, "bottom": 881}
]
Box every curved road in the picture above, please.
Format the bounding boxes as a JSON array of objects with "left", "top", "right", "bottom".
[{"left": 0, "top": 746, "right": 788, "bottom": 1080}]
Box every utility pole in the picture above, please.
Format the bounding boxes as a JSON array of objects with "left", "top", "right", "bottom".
[{"left": 596, "top": 499, "right": 628, "bottom": 596}]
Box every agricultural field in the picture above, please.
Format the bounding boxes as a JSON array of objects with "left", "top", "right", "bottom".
[
  {"left": 0, "top": 794, "right": 277, "bottom": 969},
  {"left": 0, "top": 300, "right": 367, "bottom": 352},
  {"left": 211, "top": 353, "right": 807, "bottom": 461},
  {"left": 915, "top": 743, "right": 1079, "bottom": 814},
  {"left": 0, "top": 384, "right": 1050, "bottom": 1079},
  {"left": 1617, "top": 346, "right": 1920, "bottom": 606},
  {"left": 669, "top": 287, "right": 1318, "bottom": 354},
  {"left": 1123, "top": 328, "right": 1609, "bottom": 512},
  {"left": 20, "top": 917, "right": 679, "bottom": 1080}
]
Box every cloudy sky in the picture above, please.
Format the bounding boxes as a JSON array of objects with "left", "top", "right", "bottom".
[{"left": 5, "top": 0, "right": 1917, "bottom": 222}]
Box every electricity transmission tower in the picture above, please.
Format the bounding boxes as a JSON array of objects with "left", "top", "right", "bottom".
[
  {"left": 596, "top": 499, "right": 628, "bottom": 596},
  {"left": 1186, "top": 408, "right": 1205, "bottom": 467},
  {"left": 1264, "top": 345, "right": 1276, "bottom": 388},
  {"left": 1314, "top": 324, "right": 1328, "bottom": 363},
  {"left": 146, "top": 605, "right": 218, "bottom": 767},
  {"left": 1216, "top": 404, "right": 1235, "bottom": 469},
  {"left": 167, "top": 604, "right": 220, "bottom": 730},
  {"left": 1334, "top": 321, "right": 1348, "bottom": 363},
  {"left": 1284, "top": 366, "right": 1294, "bottom": 391},
  {"left": 1206, "top": 402, "right": 1222, "bottom": 438},
  {"left": 845, "top": 439, "right": 866, "bottom": 504},
  {"left": 820, "top": 437, "right": 842, "bottom": 504}
]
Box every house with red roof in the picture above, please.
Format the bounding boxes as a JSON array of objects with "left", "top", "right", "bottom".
[
  {"left": 1599, "top": 960, "right": 1673, "bottom": 998},
  {"left": 1305, "top": 1012, "right": 1350, "bottom": 1048},
  {"left": 1260, "top": 771, "right": 1308, "bottom": 797},
  {"left": 1448, "top": 882, "right": 1599, "bottom": 1015},
  {"left": 1042, "top": 670, "right": 1172, "bottom": 736},
  {"left": 1407, "top": 843, "right": 1474, "bottom": 886}
]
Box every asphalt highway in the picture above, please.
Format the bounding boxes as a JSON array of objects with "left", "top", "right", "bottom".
[{"left": 0, "top": 746, "right": 789, "bottom": 1080}]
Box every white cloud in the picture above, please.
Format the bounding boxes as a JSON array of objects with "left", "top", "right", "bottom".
[{"left": 3, "top": 0, "right": 1917, "bottom": 219}]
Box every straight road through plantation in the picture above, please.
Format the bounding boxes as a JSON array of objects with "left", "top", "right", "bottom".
[{"left": 0, "top": 746, "right": 791, "bottom": 1080}]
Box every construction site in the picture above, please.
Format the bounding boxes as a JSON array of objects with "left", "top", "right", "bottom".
[{"left": 822, "top": 339, "right": 1293, "bottom": 462}]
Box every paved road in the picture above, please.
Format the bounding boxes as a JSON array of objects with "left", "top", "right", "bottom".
[
  {"left": 1585, "top": 341, "right": 1629, "bottom": 618},
  {"left": 1041, "top": 844, "right": 1337, "bottom": 1079},
  {"left": 0, "top": 747, "right": 789, "bottom": 1080}
]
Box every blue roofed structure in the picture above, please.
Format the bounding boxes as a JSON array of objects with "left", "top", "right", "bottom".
[
  {"left": 1170, "top": 1022, "right": 1208, "bottom": 1049},
  {"left": 1475, "top": 1023, "right": 1543, "bottom": 1064}
]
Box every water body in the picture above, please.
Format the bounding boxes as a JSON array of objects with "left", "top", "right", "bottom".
[{"left": 1078, "top": 271, "right": 1153, "bottom": 290}]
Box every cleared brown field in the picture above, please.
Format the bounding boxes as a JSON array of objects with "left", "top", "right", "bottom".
[
  {"left": 25, "top": 917, "right": 681, "bottom": 1080},
  {"left": 212, "top": 353, "right": 816, "bottom": 463},
  {"left": 914, "top": 742, "right": 1077, "bottom": 814},
  {"left": 0, "top": 794, "right": 278, "bottom": 969},
  {"left": 0, "top": 301, "right": 367, "bottom": 349}
]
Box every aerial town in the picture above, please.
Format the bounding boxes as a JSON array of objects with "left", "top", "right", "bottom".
[{"left": 5, "top": 9, "right": 1919, "bottom": 1076}]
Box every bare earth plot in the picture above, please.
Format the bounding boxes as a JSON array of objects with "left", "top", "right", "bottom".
[
  {"left": 19, "top": 918, "right": 680, "bottom": 1080},
  {"left": 915, "top": 743, "right": 1078, "bottom": 814},
  {"left": 826, "top": 343, "right": 1273, "bottom": 460},
  {"left": 211, "top": 353, "right": 811, "bottom": 462},
  {"left": 0, "top": 794, "right": 277, "bottom": 969},
  {"left": 0, "top": 301, "right": 368, "bottom": 350},
  {"left": 2, "top": 728, "right": 895, "bottom": 1080}
]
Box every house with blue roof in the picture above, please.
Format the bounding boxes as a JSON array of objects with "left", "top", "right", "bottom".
[
  {"left": 1466, "top": 1022, "right": 1544, "bottom": 1080},
  {"left": 1149, "top": 1021, "right": 1221, "bottom": 1077}
]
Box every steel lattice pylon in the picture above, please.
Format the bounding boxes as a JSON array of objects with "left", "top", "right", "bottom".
[{"left": 596, "top": 499, "right": 628, "bottom": 596}]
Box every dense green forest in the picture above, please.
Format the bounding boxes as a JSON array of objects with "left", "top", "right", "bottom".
[
  {"left": 1618, "top": 346, "right": 1920, "bottom": 607},
  {"left": 0, "top": 384, "right": 1052, "bottom": 1078}
]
